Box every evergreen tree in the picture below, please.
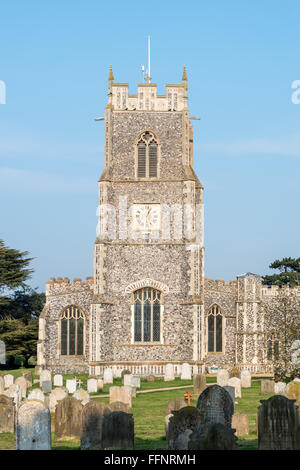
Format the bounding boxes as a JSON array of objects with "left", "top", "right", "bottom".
[{"left": 262, "top": 257, "right": 300, "bottom": 286}]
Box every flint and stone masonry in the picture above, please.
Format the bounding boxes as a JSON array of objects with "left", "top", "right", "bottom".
[{"left": 37, "top": 67, "right": 299, "bottom": 376}]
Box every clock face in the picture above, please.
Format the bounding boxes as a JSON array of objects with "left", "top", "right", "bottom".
[{"left": 132, "top": 204, "right": 160, "bottom": 232}]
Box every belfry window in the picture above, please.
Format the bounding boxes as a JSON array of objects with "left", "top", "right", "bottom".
[
  {"left": 137, "top": 132, "right": 158, "bottom": 178},
  {"left": 207, "top": 304, "right": 223, "bottom": 353},
  {"left": 133, "top": 288, "right": 161, "bottom": 342},
  {"left": 60, "top": 306, "right": 85, "bottom": 356}
]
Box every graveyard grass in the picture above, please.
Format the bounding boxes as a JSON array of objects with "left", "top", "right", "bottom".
[{"left": 0, "top": 369, "right": 275, "bottom": 450}]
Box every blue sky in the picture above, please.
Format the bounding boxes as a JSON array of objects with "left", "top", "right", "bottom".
[{"left": 0, "top": 0, "right": 300, "bottom": 291}]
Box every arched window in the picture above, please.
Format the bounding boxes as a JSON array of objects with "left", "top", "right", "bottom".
[
  {"left": 207, "top": 304, "right": 223, "bottom": 353},
  {"left": 137, "top": 132, "right": 158, "bottom": 178},
  {"left": 266, "top": 334, "right": 279, "bottom": 361},
  {"left": 133, "top": 287, "right": 161, "bottom": 342},
  {"left": 60, "top": 306, "right": 85, "bottom": 356}
]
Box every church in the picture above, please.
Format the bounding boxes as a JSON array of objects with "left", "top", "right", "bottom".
[{"left": 37, "top": 67, "right": 283, "bottom": 376}]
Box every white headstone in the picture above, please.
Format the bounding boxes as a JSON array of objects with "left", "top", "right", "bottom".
[
  {"left": 3, "top": 374, "right": 14, "bottom": 389},
  {"left": 66, "top": 379, "right": 77, "bottom": 394},
  {"left": 16, "top": 400, "right": 51, "bottom": 450},
  {"left": 274, "top": 381, "right": 287, "bottom": 395},
  {"left": 97, "top": 379, "right": 104, "bottom": 390},
  {"left": 228, "top": 377, "right": 242, "bottom": 399},
  {"left": 28, "top": 388, "right": 45, "bottom": 403},
  {"left": 164, "top": 364, "right": 175, "bottom": 382},
  {"left": 15, "top": 377, "right": 27, "bottom": 398},
  {"left": 39, "top": 370, "right": 51, "bottom": 387},
  {"left": 241, "top": 370, "right": 251, "bottom": 388},
  {"left": 181, "top": 363, "right": 192, "bottom": 380},
  {"left": 5, "top": 384, "right": 22, "bottom": 409},
  {"left": 87, "top": 378, "right": 98, "bottom": 393},
  {"left": 217, "top": 369, "right": 229, "bottom": 387},
  {"left": 73, "top": 388, "right": 90, "bottom": 406},
  {"left": 53, "top": 374, "right": 63, "bottom": 387},
  {"left": 124, "top": 374, "right": 133, "bottom": 387},
  {"left": 48, "top": 388, "right": 68, "bottom": 413},
  {"left": 131, "top": 376, "right": 141, "bottom": 388},
  {"left": 104, "top": 368, "right": 113, "bottom": 384}
]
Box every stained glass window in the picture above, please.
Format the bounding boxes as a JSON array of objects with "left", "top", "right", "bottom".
[
  {"left": 133, "top": 288, "right": 161, "bottom": 342},
  {"left": 60, "top": 306, "right": 85, "bottom": 356},
  {"left": 207, "top": 304, "right": 223, "bottom": 353}
]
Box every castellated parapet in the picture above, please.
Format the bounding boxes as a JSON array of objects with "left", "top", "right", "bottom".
[{"left": 46, "top": 277, "right": 94, "bottom": 296}]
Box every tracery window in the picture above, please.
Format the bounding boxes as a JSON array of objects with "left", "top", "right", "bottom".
[
  {"left": 137, "top": 132, "right": 158, "bottom": 178},
  {"left": 266, "top": 334, "right": 279, "bottom": 361},
  {"left": 207, "top": 304, "right": 223, "bottom": 353},
  {"left": 60, "top": 306, "right": 85, "bottom": 356},
  {"left": 133, "top": 288, "right": 161, "bottom": 342}
]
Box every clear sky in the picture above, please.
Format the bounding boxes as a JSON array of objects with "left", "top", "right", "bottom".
[{"left": 0, "top": 0, "right": 300, "bottom": 291}]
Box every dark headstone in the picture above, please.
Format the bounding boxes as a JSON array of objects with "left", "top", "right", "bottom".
[
  {"left": 168, "top": 406, "right": 202, "bottom": 450},
  {"left": 197, "top": 384, "right": 234, "bottom": 428},
  {"left": 258, "top": 395, "right": 300, "bottom": 450},
  {"left": 80, "top": 401, "right": 110, "bottom": 450},
  {"left": 0, "top": 394, "right": 15, "bottom": 433},
  {"left": 223, "top": 385, "right": 235, "bottom": 404},
  {"left": 55, "top": 396, "right": 83, "bottom": 440},
  {"left": 102, "top": 411, "right": 134, "bottom": 450},
  {"left": 193, "top": 374, "right": 206, "bottom": 395},
  {"left": 188, "top": 423, "right": 237, "bottom": 450}
]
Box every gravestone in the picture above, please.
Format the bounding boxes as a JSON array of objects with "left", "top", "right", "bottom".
[
  {"left": 16, "top": 400, "right": 51, "bottom": 450},
  {"left": 87, "top": 378, "right": 98, "bottom": 393},
  {"left": 0, "top": 376, "right": 5, "bottom": 393},
  {"left": 98, "top": 379, "right": 104, "bottom": 390},
  {"left": 28, "top": 388, "right": 45, "bottom": 403},
  {"left": 81, "top": 401, "right": 111, "bottom": 450},
  {"left": 274, "top": 381, "right": 287, "bottom": 395},
  {"left": 55, "top": 396, "right": 83, "bottom": 440},
  {"left": 240, "top": 370, "right": 251, "bottom": 388},
  {"left": 229, "top": 367, "right": 241, "bottom": 379},
  {"left": 48, "top": 388, "right": 68, "bottom": 413},
  {"left": 181, "top": 363, "right": 191, "bottom": 380},
  {"left": 188, "top": 423, "right": 237, "bottom": 450},
  {"left": 228, "top": 377, "right": 242, "bottom": 399},
  {"left": 223, "top": 386, "right": 235, "bottom": 404},
  {"left": 197, "top": 384, "right": 234, "bottom": 428},
  {"left": 232, "top": 413, "right": 249, "bottom": 436},
  {"left": 104, "top": 368, "right": 113, "bottom": 384},
  {"left": 164, "top": 364, "right": 175, "bottom": 382},
  {"left": 22, "top": 371, "right": 33, "bottom": 387},
  {"left": 131, "top": 376, "right": 141, "bottom": 388},
  {"left": 101, "top": 411, "right": 134, "bottom": 450},
  {"left": 3, "top": 374, "right": 14, "bottom": 389},
  {"left": 42, "top": 380, "right": 52, "bottom": 394},
  {"left": 193, "top": 374, "right": 206, "bottom": 395},
  {"left": 217, "top": 369, "right": 229, "bottom": 387},
  {"left": 66, "top": 378, "right": 77, "bottom": 394},
  {"left": 172, "top": 429, "right": 193, "bottom": 450},
  {"left": 0, "top": 395, "right": 15, "bottom": 433},
  {"left": 261, "top": 379, "right": 275, "bottom": 394},
  {"left": 287, "top": 380, "right": 300, "bottom": 408},
  {"left": 15, "top": 377, "right": 27, "bottom": 399},
  {"left": 146, "top": 375, "right": 155, "bottom": 382},
  {"left": 168, "top": 406, "right": 202, "bottom": 450},
  {"left": 123, "top": 374, "right": 132, "bottom": 387},
  {"left": 39, "top": 370, "right": 51, "bottom": 387},
  {"left": 165, "top": 397, "right": 187, "bottom": 416},
  {"left": 109, "top": 386, "right": 132, "bottom": 408},
  {"left": 258, "top": 395, "right": 300, "bottom": 450},
  {"left": 73, "top": 388, "right": 90, "bottom": 406},
  {"left": 121, "top": 370, "right": 131, "bottom": 384},
  {"left": 5, "top": 384, "right": 22, "bottom": 409},
  {"left": 53, "top": 374, "right": 63, "bottom": 387},
  {"left": 108, "top": 401, "right": 131, "bottom": 413}
]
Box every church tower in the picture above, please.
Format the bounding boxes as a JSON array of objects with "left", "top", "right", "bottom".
[{"left": 89, "top": 67, "right": 205, "bottom": 376}]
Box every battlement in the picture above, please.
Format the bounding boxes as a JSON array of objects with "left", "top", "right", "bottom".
[
  {"left": 261, "top": 285, "right": 300, "bottom": 296},
  {"left": 46, "top": 276, "right": 94, "bottom": 296},
  {"left": 204, "top": 277, "right": 237, "bottom": 293}
]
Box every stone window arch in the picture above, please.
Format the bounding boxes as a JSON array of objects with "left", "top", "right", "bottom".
[
  {"left": 59, "top": 306, "right": 85, "bottom": 356},
  {"left": 132, "top": 287, "right": 162, "bottom": 343},
  {"left": 266, "top": 333, "right": 279, "bottom": 361},
  {"left": 136, "top": 131, "right": 159, "bottom": 178},
  {"left": 207, "top": 304, "right": 224, "bottom": 353}
]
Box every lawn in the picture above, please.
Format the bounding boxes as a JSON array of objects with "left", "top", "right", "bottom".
[{"left": 0, "top": 371, "right": 274, "bottom": 450}]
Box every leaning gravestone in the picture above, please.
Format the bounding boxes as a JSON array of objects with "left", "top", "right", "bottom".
[
  {"left": 223, "top": 386, "right": 235, "bottom": 405},
  {"left": 73, "top": 388, "right": 90, "bottom": 406},
  {"left": 168, "top": 406, "right": 202, "bottom": 450},
  {"left": 81, "top": 401, "right": 111, "bottom": 450},
  {"left": 101, "top": 411, "right": 134, "bottom": 450},
  {"left": 104, "top": 368, "right": 113, "bottom": 384},
  {"left": 0, "top": 395, "right": 15, "bottom": 433},
  {"left": 28, "top": 388, "right": 45, "bottom": 403},
  {"left": 188, "top": 423, "right": 237, "bottom": 450},
  {"left": 258, "top": 395, "right": 300, "bottom": 450},
  {"left": 107, "top": 401, "right": 131, "bottom": 413},
  {"left": 274, "top": 381, "right": 287, "bottom": 395},
  {"left": 197, "top": 384, "right": 234, "bottom": 428},
  {"left": 39, "top": 370, "right": 51, "bottom": 387},
  {"left": 217, "top": 369, "right": 229, "bottom": 387},
  {"left": 66, "top": 378, "right": 77, "bottom": 394},
  {"left": 240, "top": 370, "right": 251, "bottom": 388},
  {"left": 87, "top": 378, "right": 98, "bottom": 393},
  {"left": 42, "top": 380, "right": 52, "bottom": 394},
  {"left": 3, "top": 374, "right": 14, "bottom": 389},
  {"left": 55, "top": 396, "right": 83, "bottom": 440},
  {"left": 48, "top": 388, "right": 68, "bottom": 413},
  {"left": 232, "top": 413, "right": 249, "bottom": 436},
  {"left": 261, "top": 379, "right": 275, "bottom": 394},
  {"left": 164, "top": 364, "right": 175, "bottom": 382},
  {"left": 53, "top": 374, "right": 63, "bottom": 387},
  {"left": 181, "top": 363, "right": 192, "bottom": 380},
  {"left": 0, "top": 376, "right": 5, "bottom": 393},
  {"left": 228, "top": 377, "right": 242, "bottom": 399},
  {"left": 16, "top": 400, "right": 51, "bottom": 450},
  {"left": 15, "top": 377, "right": 27, "bottom": 399},
  {"left": 287, "top": 380, "right": 300, "bottom": 408},
  {"left": 193, "top": 374, "right": 206, "bottom": 395}
]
